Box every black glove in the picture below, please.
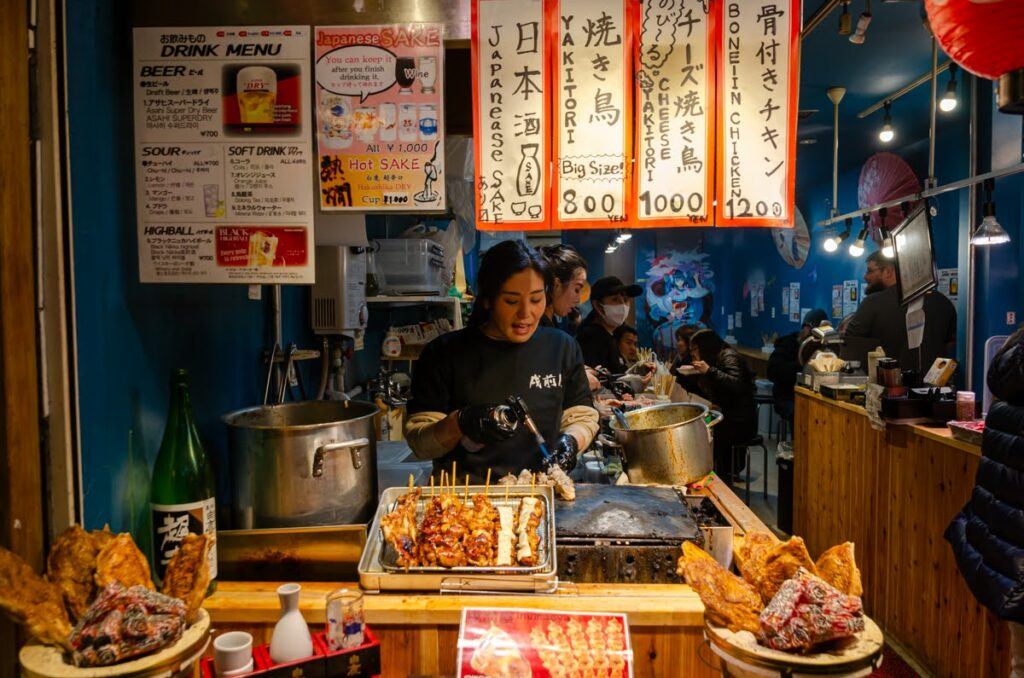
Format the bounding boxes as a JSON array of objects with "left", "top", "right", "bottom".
[
  {"left": 549, "top": 433, "right": 579, "bottom": 472},
  {"left": 458, "top": 403, "right": 518, "bottom": 447}
]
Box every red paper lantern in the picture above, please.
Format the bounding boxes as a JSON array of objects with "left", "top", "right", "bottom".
[{"left": 925, "top": 0, "right": 1024, "bottom": 113}]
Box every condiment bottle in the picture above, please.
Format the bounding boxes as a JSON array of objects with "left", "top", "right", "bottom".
[
  {"left": 956, "top": 391, "right": 976, "bottom": 421},
  {"left": 150, "top": 368, "right": 217, "bottom": 590}
]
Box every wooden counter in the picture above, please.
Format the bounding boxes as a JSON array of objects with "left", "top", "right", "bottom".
[
  {"left": 202, "top": 481, "right": 765, "bottom": 678},
  {"left": 735, "top": 345, "right": 771, "bottom": 378},
  {"left": 793, "top": 387, "right": 1010, "bottom": 677}
]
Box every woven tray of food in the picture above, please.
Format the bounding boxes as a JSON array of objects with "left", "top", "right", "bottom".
[
  {"left": 947, "top": 420, "right": 984, "bottom": 446},
  {"left": 360, "top": 483, "right": 557, "bottom": 593}
]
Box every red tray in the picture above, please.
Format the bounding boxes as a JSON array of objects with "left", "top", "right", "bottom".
[{"left": 201, "top": 625, "right": 381, "bottom": 678}]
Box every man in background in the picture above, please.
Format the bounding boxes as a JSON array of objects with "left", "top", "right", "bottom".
[
  {"left": 614, "top": 324, "right": 640, "bottom": 365},
  {"left": 769, "top": 309, "right": 829, "bottom": 422},
  {"left": 844, "top": 250, "right": 956, "bottom": 373}
]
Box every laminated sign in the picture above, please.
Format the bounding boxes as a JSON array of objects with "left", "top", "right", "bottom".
[
  {"left": 472, "top": 0, "right": 552, "bottom": 229},
  {"left": 553, "top": 0, "right": 633, "bottom": 228},
  {"left": 314, "top": 24, "right": 446, "bottom": 212},
  {"left": 132, "top": 26, "right": 315, "bottom": 283},
  {"left": 715, "top": 0, "right": 800, "bottom": 227},
  {"left": 633, "top": 0, "right": 716, "bottom": 227}
]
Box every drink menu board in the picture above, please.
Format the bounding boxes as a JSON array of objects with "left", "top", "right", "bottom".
[
  {"left": 133, "top": 27, "right": 315, "bottom": 284},
  {"left": 457, "top": 607, "right": 633, "bottom": 678},
  {"left": 715, "top": 0, "right": 799, "bottom": 228},
  {"left": 314, "top": 24, "right": 445, "bottom": 212},
  {"left": 634, "top": 0, "right": 716, "bottom": 227},
  {"left": 553, "top": 0, "right": 633, "bottom": 228},
  {"left": 472, "top": 0, "right": 551, "bottom": 229}
]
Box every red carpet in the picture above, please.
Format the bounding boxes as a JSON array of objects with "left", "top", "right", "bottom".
[{"left": 869, "top": 645, "right": 921, "bottom": 677}]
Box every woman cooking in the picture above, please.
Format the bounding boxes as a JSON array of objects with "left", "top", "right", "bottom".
[{"left": 404, "top": 240, "right": 600, "bottom": 483}]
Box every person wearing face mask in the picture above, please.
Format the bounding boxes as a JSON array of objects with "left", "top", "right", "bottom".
[
  {"left": 576, "top": 276, "right": 642, "bottom": 373},
  {"left": 404, "top": 240, "right": 599, "bottom": 483}
]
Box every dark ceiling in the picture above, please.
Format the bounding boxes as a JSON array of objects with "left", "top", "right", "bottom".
[{"left": 796, "top": 1, "right": 969, "bottom": 198}]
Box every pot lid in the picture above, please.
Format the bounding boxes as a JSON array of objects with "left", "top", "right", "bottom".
[{"left": 555, "top": 485, "right": 700, "bottom": 543}]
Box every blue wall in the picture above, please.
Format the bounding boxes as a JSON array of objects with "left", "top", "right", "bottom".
[{"left": 67, "top": 1, "right": 1021, "bottom": 532}]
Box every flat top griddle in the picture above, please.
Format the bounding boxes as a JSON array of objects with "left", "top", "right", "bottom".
[{"left": 555, "top": 484, "right": 700, "bottom": 544}]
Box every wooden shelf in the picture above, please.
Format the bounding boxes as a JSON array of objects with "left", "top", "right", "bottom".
[{"left": 367, "top": 295, "right": 471, "bottom": 304}]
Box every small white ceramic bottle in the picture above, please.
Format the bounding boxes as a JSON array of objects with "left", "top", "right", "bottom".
[{"left": 269, "top": 583, "right": 313, "bottom": 664}]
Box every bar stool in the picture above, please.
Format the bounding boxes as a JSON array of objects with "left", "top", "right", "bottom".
[
  {"left": 753, "top": 392, "right": 775, "bottom": 439},
  {"left": 731, "top": 435, "right": 769, "bottom": 505}
]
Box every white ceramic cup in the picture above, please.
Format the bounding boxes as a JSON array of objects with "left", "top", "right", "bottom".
[
  {"left": 220, "top": 659, "right": 254, "bottom": 677},
  {"left": 214, "top": 631, "right": 254, "bottom": 675}
]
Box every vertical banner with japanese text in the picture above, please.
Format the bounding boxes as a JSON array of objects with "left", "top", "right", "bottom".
[
  {"left": 133, "top": 27, "right": 314, "bottom": 284},
  {"left": 314, "top": 24, "right": 445, "bottom": 212},
  {"left": 553, "top": 0, "right": 633, "bottom": 228},
  {"left": 715, "top": 0, "right": 799, "bottom": 228},
  {"left": 633, "top": 0, "right": 716, "bottom": 227},
  {"left": 472, "top": 0, "right": 551, "bottom": 230}
]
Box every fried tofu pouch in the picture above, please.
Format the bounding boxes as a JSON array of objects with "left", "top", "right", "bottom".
[
  {"left": 46, "top": 525, "right": 103, "bottom": 620},
  {"left": 161, "top": 533, "right": 214, "bottom": 624},
  {"left": 815, "top": 542, "right": 863, "bottom": 597},
  {"left": 676, "top": 541, "right": 762, "bottom": 634},
  {"left": 95, "top": 533, "right": 154, "bottom": 591},
  {"left": 734, "top": 531, "right": 776, "bottom": 597}
]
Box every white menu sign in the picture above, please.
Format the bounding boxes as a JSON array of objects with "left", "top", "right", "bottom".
[
  {"left": 635, "top": 0, "right": 714, "bottom": 226},
  {"left": 716, "top": 1, "right": 799, "bottom": 227},
  {"left": 133, "top": 27, "right": 314, "bottom": 283},
  {"left": 554, "top": 0, "right": 632, "bottom": 227},
  {"left": 473, "top": 0, "right": 550, "bottom": 228}
]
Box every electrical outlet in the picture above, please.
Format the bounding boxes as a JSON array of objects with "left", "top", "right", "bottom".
[{"left": 1009, "top": 311, "right": 1017, "bottom": 326}]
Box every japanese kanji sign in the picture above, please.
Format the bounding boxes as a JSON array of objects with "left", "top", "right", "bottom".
[
  {"left": 715, "top": 0, "right": 800, "bottom": 227},
  {"left": 133, "top": 27, "right": 315, "bottom": 283},
  {"left": 634, "top": 0, "right": 716, "bottom": 227},
  {"left": 553, "top": 0, "right": 634, "bottom": 228},
  {"left": 472, "top": 0, "right": 551, "bottom": 229}
]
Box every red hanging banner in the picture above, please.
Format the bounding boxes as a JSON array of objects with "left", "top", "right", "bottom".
[
  {"left": 472, "top": 0, "right": 553, "bottom": 230},
  {"left": 714, "top": 0, "right": 800, "bottom": 228},
  {"left": 551, "top": 0, "right": 634, "bottom": 229},
  {"left": 632, "top": 0, "right": 718, "bottom": 228}
]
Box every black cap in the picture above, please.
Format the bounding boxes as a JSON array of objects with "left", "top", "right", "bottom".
[
  {"left": 590, "top": 276, "right": 642, "bottom": 302},
  {"left": 802, "top": 308, "right": 828, "bottom": 328}
]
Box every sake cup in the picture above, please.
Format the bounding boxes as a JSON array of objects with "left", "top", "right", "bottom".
[{"left": 214, "top": 631, "right": 254, "bottom": 675}]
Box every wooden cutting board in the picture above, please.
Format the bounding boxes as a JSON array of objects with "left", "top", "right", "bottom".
[{"left": 19, "top": 609, "right": 210, "bottom": 678}]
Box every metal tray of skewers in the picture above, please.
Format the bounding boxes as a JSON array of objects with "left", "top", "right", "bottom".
[{"left": 358, "top": 484, "right": 558, "bottom": 593}]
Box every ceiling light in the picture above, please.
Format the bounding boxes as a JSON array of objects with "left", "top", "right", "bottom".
[
  {"left": 882, "top": 235, "right": 895, "bottom": 258},
  {"left": 940, "top": 63, "right": 959, "bottom": 113},
  {"left": 838, "top": 1, "right": 852, "bottom": 35},
  {"left": 879, "top": 101, "right": 894, "bottom": 143},
  {"left": 605, "top": 245, "right": 617, "bottom": 254},
  {"left": 849, "top": 0, "right": 872, "bottom": 45},
  {"left": 823, "top": 236, "right": 839, "bottom": 253},
  {"left": 849, "top": 215, "right": 869, "bottom": 257},
  {"left": 616, "top": 231, "right": 632, "bottom": 242},
  {"left": 971, "top": 178, "right": 1011, "bottom": 246},
  {"left": 824, "top": 217, "right": 852, "bottom": 253}
]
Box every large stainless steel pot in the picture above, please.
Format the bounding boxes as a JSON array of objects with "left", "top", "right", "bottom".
[
  {"left": 224, "top": 400, "right": 378, "bottom": 528},
  {"left": 608, "top": 402, "right": 722, "bottom": 485}
]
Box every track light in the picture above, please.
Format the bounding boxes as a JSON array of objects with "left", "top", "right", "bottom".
[
  {"left": 615, "top": 230, "right": 632, "bottom": 243},
  {"left": 849, "top": 0, "right": 872, "bottom": 45},
  {"left": 838, "top": 1, "right": 852, "bottom": 35},
  {"left": 881, "top": 233, "right": 895, "bottom": 258},
  {"left": 971, "top": 178, "right": 1011, "bottom": 246},
  {"left": 940, "top": 63, "right": 959, "bottom": 113},
  {"left": 605, "top": 245, "right": 617, "bottom": 254},
  {"left": 823, "top": 217, "right": 852, "bottom": 253},
  {"left": 878, "top": 101, "right": 894, "bottom": 143},
  {"left": 849, "top": 215, "right": 869, "bottom": 257}
]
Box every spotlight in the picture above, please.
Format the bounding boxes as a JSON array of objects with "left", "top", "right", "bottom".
[
  {"left": 824, "top": 237, "right": 839, "bottom": 253},
  {"left": 616, "top": 230, "right": 632, "bottom": 243},
  {"left": 971, "top": 178, "right": 1011, "bottom": 246},
  {"left": 940, "top": 63, "right": 959, "bottom": 113},
  {"left": 605, "top": 244, "right": 617, "bottom": 254},
  {"left": 824, "top": 217, "right": 852, "bottom": 253},
  {"left": 879, "top": 101, "right": 894, "bottom": 143},
  {"left": 838, "top": 1, "right": 852, "bottom": 35},
  {"left": 849, "top": 0, "right": 872, "bottom": 45},
  {"left": 882, "top": 234, "right": 895, "bottom": 258},
  {"left": 849, "top": 215, "right": 869, "bottom": 257}
]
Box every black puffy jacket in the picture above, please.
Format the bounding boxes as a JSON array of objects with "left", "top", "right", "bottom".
[{"left": 945, "top": 329, "right": 1024, "bottom": 622}]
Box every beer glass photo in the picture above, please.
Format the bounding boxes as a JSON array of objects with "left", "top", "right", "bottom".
[
  {"left": 247, "top": 231, "right": 279, "bottom": 267},
  {"left": 236, "top": 66, "right": 277, "bottom": 124},
  {"left": 395, "top": 57, "right": 416, "bottom": 95}
]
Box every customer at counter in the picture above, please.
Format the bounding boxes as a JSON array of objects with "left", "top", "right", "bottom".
[
  {"left": 538, "top": 244, "right": 589, "bottom": 329},
  {"left": 671, "top": 324, "right": 702, "bottom": 391},
  {"left": 768, "top": 308, "right": 828, "bottom": 421},
  {"left": 946, "top": 326, "right": 1024, "bottom": 675},
  {"left": 843, "top": 250, "right": 957, "bottom": 372},
  {"left": 404, "top": 240, "right": 600, "bottom": 482},
  {"left": 690, "top": 329, "right": 757, "bottom": 477},
  {"left": 577, "top": 276, "right": 642, "bottom": 373}
]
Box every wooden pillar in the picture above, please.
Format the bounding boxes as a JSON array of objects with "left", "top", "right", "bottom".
[{"left": 0, "top": 0, "right": 45, "bottom": 672}]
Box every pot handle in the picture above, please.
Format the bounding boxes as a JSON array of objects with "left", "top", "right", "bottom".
[
  {"left": 703, "top": 410, "right": 724, "bottom": 444},
  {"left": 312, "top": 437, "right": 370, "bottom": 477}
]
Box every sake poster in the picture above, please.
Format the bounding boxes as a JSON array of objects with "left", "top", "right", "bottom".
[{"left": 314, "top": 24, "right": 445, "bottom": 211}]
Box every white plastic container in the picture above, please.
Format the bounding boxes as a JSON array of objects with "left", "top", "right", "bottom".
[{"left": 375, "top": 239, "right": 446, "bottom": 294}]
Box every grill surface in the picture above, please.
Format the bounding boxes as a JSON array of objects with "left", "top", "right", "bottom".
[{"left": 555, "top": 484, "right": 700, "bottom": 543}]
